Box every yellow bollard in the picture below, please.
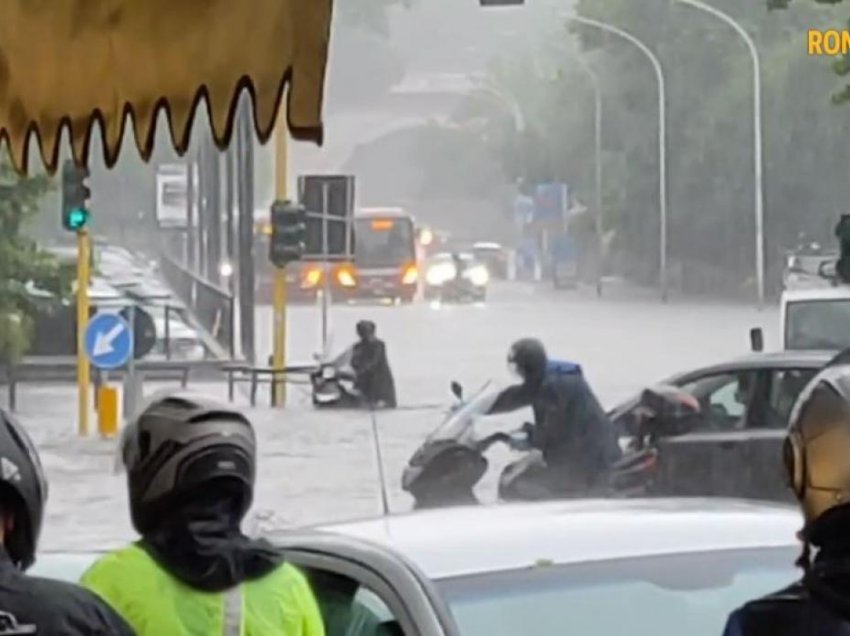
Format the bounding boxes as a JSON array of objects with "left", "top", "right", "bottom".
[{"left": 97, "top": 386, "right": 119, "bottom": 439}]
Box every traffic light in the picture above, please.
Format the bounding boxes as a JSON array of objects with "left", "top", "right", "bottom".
[
  {"left": 269, "top": 200, "right": 306, "bottom": 267},
  {"left": 836, "top": 215, "right": 850, "bottom": 284},
  {"left": 61, "top": 160, "right": 91, "bottom": 232}
]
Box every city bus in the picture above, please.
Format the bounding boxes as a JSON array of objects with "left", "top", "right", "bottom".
[
  {"left": 337, "top": 208, "right": 419, "bottom": 303},
  {"left": 254, "top": 208, "right": 420, "bottom": 304}
]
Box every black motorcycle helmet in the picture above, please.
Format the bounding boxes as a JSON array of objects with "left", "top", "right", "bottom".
[
  {"left": 119, "top": 391, "right": 256, "bottom": 535},
  {"left": 356, "top": 320, "right": 376, "bottom": 340},
  {"left": 508, "top": 338, "right": 548, "bottom": 386},
  {"left": 0, "top": 409, "right": 47, "bottom": 570}
]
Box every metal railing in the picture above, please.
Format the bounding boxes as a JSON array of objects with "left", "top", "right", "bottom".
[{"left": 159, "top": 256, "right": 236, "bottom": 357}]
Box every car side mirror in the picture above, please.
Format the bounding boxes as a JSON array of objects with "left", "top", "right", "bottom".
[
  {"left": 749, "top": 327, "right": 764, "bottom": 353},
  {"left": 450, "top": 381, "right": 463, "bottom": 400}
]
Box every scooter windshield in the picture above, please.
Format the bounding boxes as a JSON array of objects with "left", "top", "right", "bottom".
[{"left": 426, "top": 382, "right": 501, "bottom": 445}]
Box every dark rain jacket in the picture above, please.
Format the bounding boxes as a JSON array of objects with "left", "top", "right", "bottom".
[
  {"left": 723, "top": 580, "right": 850, "bottom": 636},
  {"left": 0, "top": 546, "right": 134, "bottom": 635},
  {"left": 351, "top": 339, "right": 397, "bottom": 408},
  {"left": 488, "top": 359, "right": 621, "bottom": 489}
]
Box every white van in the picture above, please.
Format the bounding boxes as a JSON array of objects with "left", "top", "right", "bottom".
[{"left": 780, "top": 285, "right": 850, "bottom": 350}]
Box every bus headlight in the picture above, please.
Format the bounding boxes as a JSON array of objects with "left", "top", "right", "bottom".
[
  {"left": 426, "top": 262, "right": 456, "bottom": 286},
  {"left": 302, "top": 267, "right": 322, "bottom": 289},
  {"left": 466, "top": 265, "right": 489, "bottom": 287},
  {"left": 402, "top": 264, "right": 419, "bottom": 285},
  {"left": 337, "top": 266, "right": 357, "bottom": 288}
]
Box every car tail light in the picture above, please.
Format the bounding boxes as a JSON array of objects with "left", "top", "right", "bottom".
[
  {"left": 301, "top": 266, "right": 322, "bottom": 289},
  {"left": 401, "top": 263, "right": 418, "bottom": 285},
  {"left": 336, "top": 264, "right": 357, "bottom": 288}
]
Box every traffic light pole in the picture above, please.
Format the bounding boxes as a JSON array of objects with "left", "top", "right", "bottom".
[
  {"left": 76, "top": 229, "right": 91, "bottom": 436},
  {"left": 272, "top": 109, "right": 289, "bottom": 407}
]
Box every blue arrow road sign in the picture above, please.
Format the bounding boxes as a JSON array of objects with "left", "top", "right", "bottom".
[{"left": 84, "top": 313, "right": 133, "bottom": 370}]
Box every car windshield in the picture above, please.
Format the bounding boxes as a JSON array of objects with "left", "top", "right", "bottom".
[
  {"left": 439, "top": 546, "right": 796, "bottom": 636},
  {"left": 354, "top": 217, "right": 415, "bottom": 268},
  {"left": 786, "top": 299, "right": 850, "bottom": 349}
]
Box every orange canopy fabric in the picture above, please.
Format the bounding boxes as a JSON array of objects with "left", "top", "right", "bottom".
[{"left": 0, "top": 0, "right": 333, "bottom": 174}]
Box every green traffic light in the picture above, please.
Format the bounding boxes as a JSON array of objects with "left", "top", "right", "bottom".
[{"left": 67, "top": 207, "right": 89, "bottom": 230}]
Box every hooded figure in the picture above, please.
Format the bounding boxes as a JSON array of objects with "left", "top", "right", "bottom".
[
  {"left": 488, "top": 338, "right": 620, "bottom": 498},
  {"left": 81, "top": 391, "right": 324, "bottom": 635},
  {"left": 351, "top": 320, "right": 397, "bottom": 409},
  {"left": 723, "top": 351, "right": 850, "bottom": 635}
]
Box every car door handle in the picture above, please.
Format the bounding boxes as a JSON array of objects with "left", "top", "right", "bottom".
[{"left": 717, "top": 441, "right": 737, "bottom": 450}]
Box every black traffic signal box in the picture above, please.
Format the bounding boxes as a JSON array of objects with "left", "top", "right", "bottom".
[
  {"left": 61, "top": 160, "right": 91, "bottom": 232},
  {"left": 269, "top": 200, "right": 307, "bottom": 267}
]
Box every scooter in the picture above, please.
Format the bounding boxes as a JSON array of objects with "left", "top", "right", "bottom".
[
  {"left": 310, "top": 346, "right": 363, "bottom": 409},
  {"left": 401, "top": 381, "right": 701, "bottom": 509}
]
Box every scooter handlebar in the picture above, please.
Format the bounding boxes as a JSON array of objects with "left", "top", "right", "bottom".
[{"left": 474, "top": 429, "right": 532, "bottom": 453}]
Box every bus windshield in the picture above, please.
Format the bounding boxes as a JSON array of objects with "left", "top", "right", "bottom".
[{"left": 354, "top": 217, "right": 415, "bottom": 268}]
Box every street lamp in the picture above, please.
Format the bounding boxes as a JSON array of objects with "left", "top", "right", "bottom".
[
  {"left": 471, "top": 82, "right": 527, "bottom": 133},
  {"left": 673, "top": 0, "right": 765, "bottom": 308},
  {"left": 566, "top": 14, "right": 670, "bottom": 302}
]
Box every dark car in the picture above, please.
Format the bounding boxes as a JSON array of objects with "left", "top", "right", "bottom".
[{"left": 609, "top": 350, "right": 833, "bottom": 502}]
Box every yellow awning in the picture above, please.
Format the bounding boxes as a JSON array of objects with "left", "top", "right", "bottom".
[{"left": 0, "top": 0, "right": 333, "bottom": 174}]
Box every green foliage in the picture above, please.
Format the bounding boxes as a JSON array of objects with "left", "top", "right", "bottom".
[
  {"left": 0, "top": 159, "right": 71, "bottom": 363},
  {"left": 770, "top": 0, "right": 850, "bottom": 103},
  {"left": 474, "top": 0, "right": 850, "bottom": 293}
]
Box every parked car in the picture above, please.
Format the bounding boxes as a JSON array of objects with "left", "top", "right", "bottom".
[{"left": 31, "top": 499, "right": 801, "bottom": 635}]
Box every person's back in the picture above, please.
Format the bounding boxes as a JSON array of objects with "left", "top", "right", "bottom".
[
  {"left": 0, "top": 409, "right": 133, "bottom": 634},
  {"left": 490, "top": 339, "right": 620, "bottom": 496},
  {"left": 81, "top": 391, "right": 324, "bottom": 635},
  {"left": 535, "top": 362, "right": 620, "bottom": 487}
]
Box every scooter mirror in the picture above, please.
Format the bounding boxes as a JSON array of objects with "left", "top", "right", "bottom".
[
  {"left": 450, "top": 381, "right": 463, "bottom": 400},
  {"left": 749, "top": 327, "right": 764, "bottom": 353}
]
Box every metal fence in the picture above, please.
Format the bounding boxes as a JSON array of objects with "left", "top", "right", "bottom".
[{"left": 159, "top": 255, "right": 235, "bottom": 357}]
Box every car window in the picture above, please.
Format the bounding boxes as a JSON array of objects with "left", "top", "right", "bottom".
[
  {"left": 439, "top": 546, "right": 797, "bottom": 636},
  {"left": 679, "top": 372, "right": 756, "bottom": 431},
  {"left": 769, "top": 368, "right": 817, "bottom": 427},
  {"left": 304, "top": 567, "right": 405, "bottom": 636}
]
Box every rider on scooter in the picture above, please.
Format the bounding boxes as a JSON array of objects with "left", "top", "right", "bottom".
[
  {"left": 351, "top": 320, "right": 397, "bottom": 409},
  {"left": 488, "top": 338, "right": 621, "bottom": 499}
]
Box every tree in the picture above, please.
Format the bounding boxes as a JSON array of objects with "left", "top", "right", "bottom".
[
  {"left": 474, "top": 0, "right": 850, "bottom": 295},
  {"left": 768, "top": 0, "right": 850, "bottom": 104},
  {"left": 0, "top": 160, "right": 70, "bottom": 364}
]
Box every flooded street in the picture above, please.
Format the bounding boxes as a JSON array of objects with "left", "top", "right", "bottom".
[{"left": 17, "top": 282, "right": 778, "bottom": 551}]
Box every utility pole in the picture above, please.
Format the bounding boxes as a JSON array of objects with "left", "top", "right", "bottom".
[
  {"left": 224, "top": 146, "right": 236, "bottom": 357},
  {"left": 206, "top": 138, "right": 222, "bottom": 283},
  {"left": 197, "top": 146, "right": 208, "bottom": 278},
  {"left": 236, "top": 104, "right": 256, "bottom": 362},
  {"left": 62, "top": 161, "right": 92, "bottom": 436},
  {"left": 271, "top": 108, "right": 289, "bottom": 406},
  {"left": 186, "top": 159, "right": 196, "bottom": 269}
]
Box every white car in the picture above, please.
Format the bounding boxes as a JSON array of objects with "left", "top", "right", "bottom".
[{"left": 32, "top": 499, "right": 800, "bottom": 635}]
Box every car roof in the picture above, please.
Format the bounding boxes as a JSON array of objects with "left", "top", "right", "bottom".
[
  {"left": 782, "top": 286, "right": 850, "bottom": 301},
  {"left": 670, "top": 350, "right": 835, "bottom": 378},
  {"left": 316, "top": 499, "right": 801, "bottom": 579}
]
